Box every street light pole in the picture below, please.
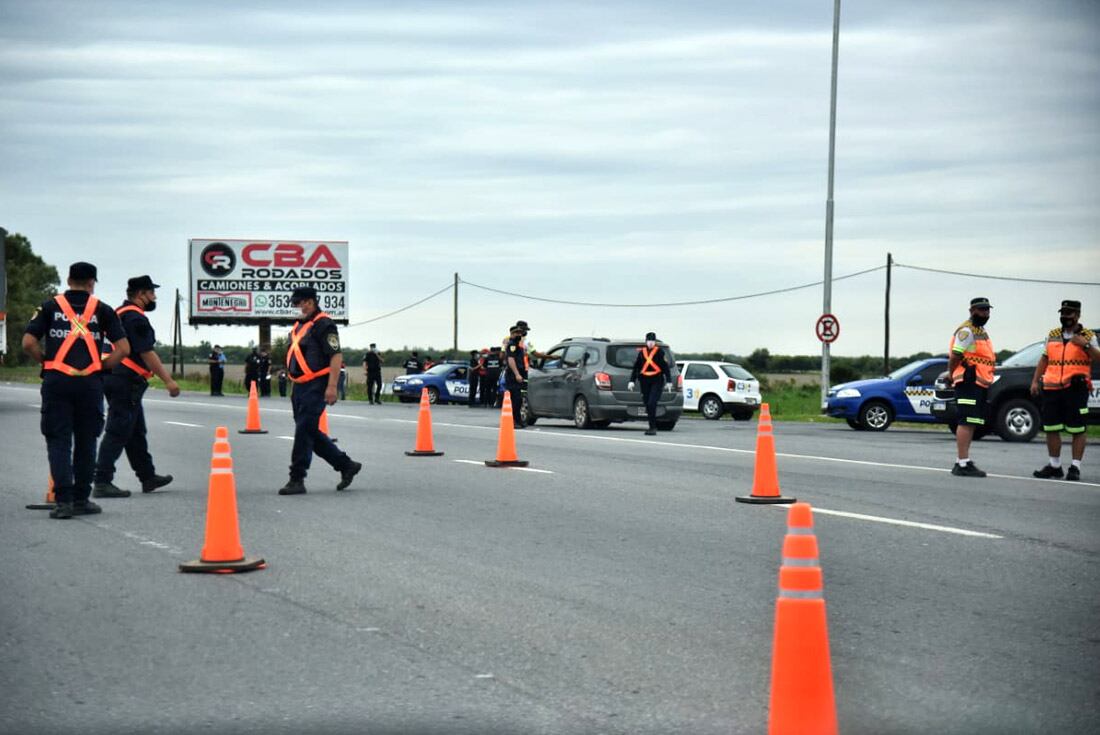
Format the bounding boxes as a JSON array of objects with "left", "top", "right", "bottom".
[{"left": 821, "top": 0, "right": 841, "bottom": 409}]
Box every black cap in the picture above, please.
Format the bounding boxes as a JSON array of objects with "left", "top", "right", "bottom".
[
  {"left": 516, "top": 320, "right": 530, "bottom": 330},
  {"left": 969, "top": 297, "right": 992, "bottom": 309},
  {"left": 68, "top": 262, "right": 97, "bottom": 281},
  {"left": 1059, "top": 299, "right": 1082, "bottom": 313},
  {"left": 470, "top": 350, "right": 479, "bottom": 355},
  {"left": 369, "top": 343, "right": 376, "bottom": 348},
  {"left": 127, "top": 275, "right": 160, "bottom": 291},
  {"left": 291, "top": 286, "right": 318, "bottom": 304},
  {"left": 645, "top": 331, "right": 657, "bottom": 341}
]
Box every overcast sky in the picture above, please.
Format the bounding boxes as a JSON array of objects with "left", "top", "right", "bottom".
[{"left": 2, "top": 0, "right": 1098, "bottom": 358}]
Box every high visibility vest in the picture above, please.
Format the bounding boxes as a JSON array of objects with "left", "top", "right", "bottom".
[
  {"left": 286, "top": 312, "right": 332, "bottom": 384},
  {"left": 949, "top": 321, "right": 995, "bottom": 388},
  {"left": 639, "top": 346, "right": 662, "bottom": 377},
  {"left": 110, "top": 304, "right": 154, "bottom": 379},
  {"left": 1042, "top": 327, "right": 1094, "bottom": 389},
  {"left": 44, "top": 294, "right": 103, "bottom": 377}
]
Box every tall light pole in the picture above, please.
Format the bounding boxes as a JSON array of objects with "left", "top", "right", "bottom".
[{"left": 821, "top": 0, "right": 841, "bottom": 409}]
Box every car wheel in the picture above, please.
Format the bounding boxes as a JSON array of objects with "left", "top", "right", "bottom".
[
  {"left": 859, "top": 400, "right": 893, "bottom": 431},
  {"left": 846, "top": 417, "right": 864, "bottom": 430},
  {"left": 521, "top": 397, "right": 537, "bottom": 426},
  {"left": 995, "top": 398, "right": 1039, "bottom": 442},
  {"left": 655, "top": 420, "right": 677, "bottom": 431},
  {"left": 699, "top": 394, "right": 724, "bottom": 420},
  {"left": 573, "top": 396, "right": 593, "bottom": 429},
  {"left": 426, "top": 386, "right": 439, "bottom": 404}
]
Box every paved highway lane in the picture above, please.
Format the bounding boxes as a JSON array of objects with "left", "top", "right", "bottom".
[{"left": 1, "top": 383, "right": 1097, "bottom": 734}]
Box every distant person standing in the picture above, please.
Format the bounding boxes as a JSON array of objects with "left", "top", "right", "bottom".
[
  {"left": 337, "top": 365, "right": 348, "bottom": 400},
  {"left": 244, "top": 347, "right": 261, "bottom": 395},
  {"left": 504, "top": 325, "right": 528, "bottom": 429},
  {"left": 948, "top": 297, "right": 995, "bottom": 477},
  {"left": 404, "top": 350, "right": 423, "bottom": 375},
  {"left": 258, "top": 349, "right": 272, "bottom": 396},
  {"left": 277, "top": 368, "right": 288, "bottom": 397},
  {"left": 467, "top": 349, "right": 484, "bottom": 408},
  {"left": 364, "top": 343, "right": 383, "bottom": 404},
  {"left": 483, "top": 346, "right": 502, "bottom": 406},
  {"left": 423, "top": 355, "right": 435, "bottom": 371},
  {"left": 208, "top": 345, "right": 226, "bottom": 396},
  {"left": 628, "top": 332, "right": 671, "bottom": 436}
]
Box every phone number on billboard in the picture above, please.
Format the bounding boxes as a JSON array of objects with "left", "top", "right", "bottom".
[{"left": 256, "top": 294, "right": 347, "bottom": 310}]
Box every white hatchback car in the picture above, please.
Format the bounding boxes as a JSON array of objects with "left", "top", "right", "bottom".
[{"left": 676, "top": 361, "right": 762, "bottom": 420}]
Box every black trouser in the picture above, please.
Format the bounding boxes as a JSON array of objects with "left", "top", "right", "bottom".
[
  {"left": 259, "top": 376, "right": 271, "bottom": 397},
  {"left": 210, "top": 366, "right": 224, "bottom": 395},
  {"left": 95, "top": 374, "right": 155, "bottom": 485},
  {"left": 641, "top": 377, "right": 664, "bottom": 429},
  {"left": 367, "top": 372, "right": 382, "bottom": 403},
  {"left": 337, "top": 371, "right": 347, "bottom": 400},
  {"left": 40, "top": 373, "right": 105, "bottom": 504},
  {"left": 244, "top": 374, "right": 258, "bottom": 395},
  {"left": 278, "top": 374, "right": 288, "bottom": 397},
  {"left": 482, "top": 372, "right": 500, "bottom": 406},
  {"left": 290, "top": 379, "right": 351, "bottom": 481},
  {"left": 468, "top": 372, "right": 480, "bottom": 407},
  {"left": 505, "top": 377, "right": 525, "bottom": 427}
]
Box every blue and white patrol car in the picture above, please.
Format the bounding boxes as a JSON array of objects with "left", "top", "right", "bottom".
[
  {"left": 391, "top": 362, "right": 471, "bottom": 404},
  {"left": 825, "top": 357, "right": 948, "bottom": 431}
]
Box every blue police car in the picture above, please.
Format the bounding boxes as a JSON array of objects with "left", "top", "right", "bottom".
[
  {"left": 824, "top": 357, "right": 948, "bottom": 431},
  {"left": 391, "top": 362, "right": 472, "bottom": 404}
]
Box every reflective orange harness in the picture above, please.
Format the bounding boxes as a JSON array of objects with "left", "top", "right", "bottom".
[
  {"left": 111, "top": 304, "right": 154, "bottom": 379},
  {"left": 1043, "top": 327, "right": 1094, "bottom": 390},
  {"left": 640, "top": 346, "right": 662, "bottom": 377},
  {"left": 286, "top": 311, "right": 332, "bottom": 384},
  {"left": 45, "top": 294, "right": 103, "bottom": 377},
  {"left": 950, "top": 321, "right": 995, "bottom": 388}
]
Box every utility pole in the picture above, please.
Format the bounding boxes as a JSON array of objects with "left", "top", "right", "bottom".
[
  {"left": 171, "top": 288, "right": 183, "bottom": 377},
  {"left": 884, "top": 252, "right": 892, "bottom": 375},
  {"left": 453, "top": 272, "right": 459, "bottom": 352},
  {"left": 820, "top": 0, "right": 841, "bottom": 408}
]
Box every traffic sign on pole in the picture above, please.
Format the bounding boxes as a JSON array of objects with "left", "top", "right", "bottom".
[{"left": 816, "top": 314, "right": 840, "bottom": 344}]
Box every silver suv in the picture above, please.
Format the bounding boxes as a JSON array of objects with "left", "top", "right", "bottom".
[{"left": 522, "top": 338, "right": 684, "bottom": 430}]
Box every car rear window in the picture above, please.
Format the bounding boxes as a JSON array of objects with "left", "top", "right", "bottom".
[
  {"left": 720, "top": 364, "right": 755, "bottom": 380},
  {"left": 607, "top": 344, "right": 674, "bottom": 369}
]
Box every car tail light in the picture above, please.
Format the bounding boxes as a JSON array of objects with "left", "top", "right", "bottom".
[
  {"left": 727, "top": 379, "right": 736, "bottom": 392},
  {"left": 677, "top": 375, "right": 683, "bottom": 389},
  {"left": 595, "top": 372, "right": 612, "bottom": 391}
]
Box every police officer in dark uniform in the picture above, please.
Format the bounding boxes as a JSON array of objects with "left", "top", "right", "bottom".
[
  {"left": 504, "top": 325, "right": 528, "bottom": 429},
  {"left": 93, "top": 275, "right": 179, "bottom": 498},
  {"left": 628, "top": 332, "right": 671, "bottom": 436},
  {"left": 22, "top": 262, "right": 131, "bottom": 519},
  {"left": 244, "top": 347, "right": 261, "bottom": 395},
  {"left": 257, "top": 349, "right": 272, "bottom": 396},
  {"left": 208, "top": 345, "right": 225, "bottom": 395},
  {"left": 483, "top": 347, "right": 502, "bottom": 406},
  {"left": 364, "top": 343, "right": 383, "bottom": 404},
  {"left": 404, "top": 351, "right": 423, "bottom": 375},
  {"left": 467, "top": 349, "right": 484, "bottom": 408},
  {"left": 279, "top": 286, "right": 362, "bottom": 496}
]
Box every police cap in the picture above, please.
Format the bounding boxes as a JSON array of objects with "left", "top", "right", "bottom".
[
  {"left": 291, "top": 286, "right": 318, "bottom": 304},
  {"left": 645, "top": 331, "right": 657, "bottom": 341},
  {"left": 516, "top": 320, "right": 530, "bottom": 330},
  {"left": 969, "top": 297, "right": 992, "bottom": 310},
  {"left": 127, "top": 275, "right": 160, "bottom": 291},
  {"left": 68, "top": 262, "right": 98, "bottom": 281}
]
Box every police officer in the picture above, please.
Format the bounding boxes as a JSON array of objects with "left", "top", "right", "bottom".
[
  {"left": 1031, "top": 300, "right": 1100, "bottom": 481},
  {"left": 948, "top": 297, "right": 995, "bottom": 477},
  {"left": 628, "top": 332, "right": 671, "bottom": 436},
  {"left": 21, "top": 262, "right": 130, "bottom": 519},
  {"left": 279, "top": 286, "right": 362, "bottom": 495},
  {"left": 244, "top": 347, "right": 261, "bottom": 395},
  {"left": 504, "top": 325, "right": 528, "bottom": 429},
  {"left": 93, "top": 275, "right": 179, "bottom": 498},
  {"left": 364, "top": 343, "right": 383, "bottom": 404},
  {"left": 404, "top": 350, "right": 423, "bottom": 375},
  {"left": 208, "top": 345, "right": 225, "bottom": 395},
  {"left": 467, "top": 349, "right": 484, "bottom": 408},
  {"left": 257, "top": 349, "right": 272, "bottom": 396},
  {"left": 483, "top": 346, "right": 502, "bottom": 407}
]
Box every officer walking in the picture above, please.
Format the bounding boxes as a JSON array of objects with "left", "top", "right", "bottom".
[
  {"left": 504, "top": 325, "right": 528, "bottom": 429},
  {"left": 279, "top": 287, "right": 362, "bottom": 496},
  {"left": 257, "top": 349, "right": 272, "bottom": 396},
  {"left": 21, "top": 262, "right": 131, "bottom": 519},
  {"left": 93, "top": 275, "right": 179, "bottom": 498},
  {"left": 628, "top": 332, "right": 671, "bottom": 436},
  {"left": 208, "top": 345, "right": 225, "bottom": 396},
  {"left": 948, "top": 297, "right": 996, "bottom": 477},
  {"left": 244, "top": 347, "right": 261, "bottom": 395},
  {"left": 467, "top": 349, "right": 484, "bottom": 408},
  {"left": 404, "top": 350, "right": 423, "bottom": 375},
  {"left": 364, "top": 343, "right": 383, "bottom": 404},
  {"left": 1031, "top": 300, "right": 1100, "bottom": 481},
  {"left": 483, "top": 346, "right": 501, "bottom": 407}
]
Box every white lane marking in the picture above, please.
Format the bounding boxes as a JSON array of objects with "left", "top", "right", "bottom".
[
  {"left": 164, "top": 421, "right": 203, "bottom": 428},
  {"left": 277, "top": 435, "right": 295, "bottom": 440},
  {"left": 453, "top": 459, "right": 554, "bottom": 475},
  {"left": 475, "top": 674, "right": 495, "bottom": 680},
  {"left": 27, "top": 403, "right": 41, "bottom": 408},
  {"left": 772, "top": 504, "right": 1003, "bottom": 539}
]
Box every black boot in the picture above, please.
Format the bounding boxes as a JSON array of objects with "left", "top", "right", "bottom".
[
  {"left": 337, "top": 461, "right": 362, "bottom": 491},
  {"left": 1033, "top": 464, "right": 1064, "bottom": 479},
  {"left": 278, "top": 479, "right": 307, "bottom": 495},
  {"left": 49, "top": 502, "right": 74, "bottom": 519},
  {"left": 141, "top": 474, "right": 173, "bottom": 493},
  {"left": 93, "top": 481, "right": 132, "bottom": 498},
  {"left": 72, "top": 500, "right": 102, "bottom": 515}
]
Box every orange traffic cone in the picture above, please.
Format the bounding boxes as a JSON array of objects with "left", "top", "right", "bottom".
[
  {"left": 26, "top": 472, "right": 57, "bottom": 510},
  {"left": 768, "top": 503, "right": 837, "bottom": 735},
  {"left": 406, "top": 387, "right": 444, "bottom": 457},
  {"left": 319, "top": 407, "right": 338, "bottom": 443},
  {"left": 485, "top": 391, "right": 529, "bottom": 468},
  {"left": 180, "top": 428, "right": 265, "bottom": 574},
  {"left": 239, "top": 382, "right": 268, "bottom": 434},
  {"left": 736, "top": 403, "right": 795, "bottom": 504}
]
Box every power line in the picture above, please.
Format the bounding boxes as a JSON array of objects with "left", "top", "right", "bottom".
[
  {"left": 345, "top": 282, "right": 454, "bottom": 327},
  {"left": 895, "top": 262, "right": 1100, "bottom": 287},
  {"left": 459, "top": 266, "right": 886, "bottom": 308}
]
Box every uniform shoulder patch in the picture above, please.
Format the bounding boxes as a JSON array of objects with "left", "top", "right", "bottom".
[
  {"left": 30, "top": 307, "right": 41, "bottom": 321},
  {"left": 1049, "top": 327, "right": 1063, "bottom": 339},
  {"left": 956, "top": 328, "right": 971, "bottom": 342},
  {"left": 508, "top": 344, "right": 517, "bottom": 352},
  {"left": 327, "top": 332, "right": 341, "bottom": 350}
]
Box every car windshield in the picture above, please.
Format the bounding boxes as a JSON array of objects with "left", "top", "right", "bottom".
[
  {"left": 424, "top": 364, "right": 457, "bottom": 375},
  {"left": 887, "top": 360, "right": 926, "bottom": 381},
  {"left": 720, "top": 364, "right": 755, "bottom": 380},
  {"left": 1000, "top": 341, "right": 1044, "bottom": 368},
  {"left": 607, "top": 344, "right": 675, "bottom": 369}
]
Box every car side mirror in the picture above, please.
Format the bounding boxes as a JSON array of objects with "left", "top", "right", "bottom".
[{"left": 907, "top": 374, "right": 923, "bottom": 386}]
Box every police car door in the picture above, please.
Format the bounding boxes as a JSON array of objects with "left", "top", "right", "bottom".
[
  {"left": 899, "top": 362, "right": 942, "bottom": 419},
  {"left": 446, "top": 366, "right": 469, "bottom": 402}
]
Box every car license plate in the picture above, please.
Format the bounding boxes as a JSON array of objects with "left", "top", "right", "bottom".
[
  {"left": 933, "top": 402, "right": 946, "bottom": 411},
  {"left": 745, "top": 397, "right": 758, "bottom": 405}
]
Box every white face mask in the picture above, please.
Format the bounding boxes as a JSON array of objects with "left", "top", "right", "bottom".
[{"left": 646, "top": 340, "right": 656, "bottom": 349}]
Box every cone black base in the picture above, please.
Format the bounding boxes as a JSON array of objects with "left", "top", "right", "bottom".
[
  {"left": 485, "top": 460, "right": 530, "bottom": 468},
  {"left": 735, "top": 495, "right": 797, "bottom": 504},
  {"left": 405, "top": 450, "right": 444, "bottom": 457},
  {"left": 179, "top": 556, "right": 266, "bottom": 574},
  {"left": 26, "top": 503, "right": 57, "bottom": 510},
  {"left": 238, "top": 429, "right": 269, "bottom": 434}
]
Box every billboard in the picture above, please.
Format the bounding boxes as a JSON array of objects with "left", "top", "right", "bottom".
[{"left": 188, "top": 239, "right": 349, "bottom": 325}]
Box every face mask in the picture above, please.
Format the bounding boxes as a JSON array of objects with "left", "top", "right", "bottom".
[
  {"left": 646, "top": 340, "right": 656, "bottom": 349},
  {"left": 971, "top": 314, "right": 989, "bottom": 327},
  {"left": 1060, "top": 315, "right": 1077, "bottom": 329},
  {"left": 143, "top": 299, "right": 157, "bottom": 312}
]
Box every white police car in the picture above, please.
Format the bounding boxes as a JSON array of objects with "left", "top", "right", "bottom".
[{"left": 675, "top": 361, "right": 762, "bottom": 420}]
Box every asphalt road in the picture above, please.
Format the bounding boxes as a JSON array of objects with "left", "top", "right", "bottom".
[{"left": 1, "top": 382, "right": 1097, "bottom": 735}]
